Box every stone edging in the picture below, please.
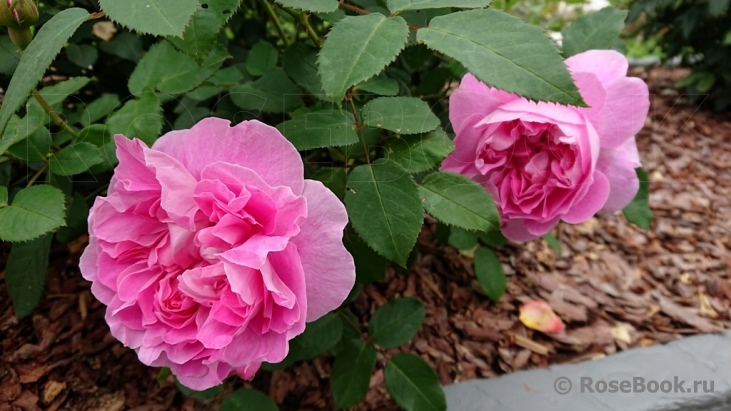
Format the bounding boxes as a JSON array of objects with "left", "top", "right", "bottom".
[{"left": 444, "top": 331, "right": 731, "bottom": 411}]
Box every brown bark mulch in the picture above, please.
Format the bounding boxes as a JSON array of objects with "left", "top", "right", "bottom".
[{"left": 1, "top": 66, "right": 730, "bottom": 411}]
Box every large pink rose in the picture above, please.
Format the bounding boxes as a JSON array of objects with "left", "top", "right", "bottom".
[
  {"left": 80, "top": 118, "right": 355, "bottom": 390},
  {"left": 442, "top": 50, "right": 650, "bottom": 241}
]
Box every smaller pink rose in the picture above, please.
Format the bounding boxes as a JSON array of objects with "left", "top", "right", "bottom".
[
  {"left": 80, "top": 118, "right": 355, "bottom": 390},
  {"left": 442, "top": 50, "right": 650, "bottom": 241}
]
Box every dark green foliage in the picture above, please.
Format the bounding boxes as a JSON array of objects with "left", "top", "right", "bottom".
[
  {"left": 0, "top": 1, "right": 635, "bottom": 409},
  {"left": 630, "top": 0, "right": 731, "bottom": 110}
]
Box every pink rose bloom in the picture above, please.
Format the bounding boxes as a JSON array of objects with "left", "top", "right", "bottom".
[
  {"left": 442, "top": 50, "right": 650, "bottom": 241},
  {"left": 80, "top": 118, "right": 355, "bottom": 390}
]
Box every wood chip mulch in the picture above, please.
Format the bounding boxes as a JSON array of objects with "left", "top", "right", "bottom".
[{"left": 1, "top": 67, "right": 730, "bottom": 411}]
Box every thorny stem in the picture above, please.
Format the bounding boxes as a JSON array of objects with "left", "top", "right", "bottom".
[
  {"left": 299, "top": 12, "right": 321, "bottom": 47},
  {"left": 31, "top": 90, "right": 79, "bottom": 138},
  {"left": 337, "top": 1, "right": 420, "bottom": 30},
  {"left": 89, "top": 11, "right": 105, "bottom": 20},
  {"left": 26, "top": 164, "right": 47, "bottom": 187},
  {"left": 281, "top": 8, "right": 321, "bottom": 47},
  {"left": 261, "top": 0, "right": 291, "bottom": 46},
  {"left": 338, "top": 1, "right": 369, "bottom": 15},
  {"left": 346, "top": 90, "right": 371, "bottom": 165}
]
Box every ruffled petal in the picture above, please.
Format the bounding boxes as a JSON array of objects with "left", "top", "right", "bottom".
[
  {"left": 593, "top": 76, "right": 649, "bottom": 149},
  {"left": 501, "top": 219, "right": 540, "bottom": 242},
  {"left": 562, "top": 171, "right": 611, "bottom": 224},
  {"left": 448, "top": 73, "right": 517, "bottom": 135},
  {"left": 597, "top": 137, "right": 642, "bottom": 212},
  {"left": 152, "top": 118, "right": 305, "bottom": 194},
  {"left": 565, "top": 49, "right": 629, "bottom": 86},
  {"left": 292, "top": 180, "right": 355, "bottom": 322}
]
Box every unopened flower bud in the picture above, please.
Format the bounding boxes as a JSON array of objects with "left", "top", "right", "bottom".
[{"left": 0, "top": 0, "right": 39, "bottom": 29}]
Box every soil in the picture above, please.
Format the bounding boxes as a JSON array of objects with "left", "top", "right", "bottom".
[{"left": 1, "top": 66, "right": 730, "bottom": 411}]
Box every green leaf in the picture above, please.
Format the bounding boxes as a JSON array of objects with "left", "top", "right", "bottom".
[
  {"left": 311, "top": 167, "right": 347, "bottom": 200},
  {"left": 384, "top": 353, "right": 446, "bottom": 411},
  {"left": 543, "top": 232, "right": 561, "bottom": 253},
  {"left": 362, "top": 97, "right": 440, "bottom": 135},
  {"left": 106, "top": 100, "right": 138, "bottom": 137},
  {"left": 283, "top": 43, "right": 326, "bottom": 98},
  {"left": 8, "top": 127, "right": 51, "bottom": 162},
  {"left": 623, "top": 167, "right": 652, "bottom": 230},
  {"left": 133, "top": 89, "right": 164, "bottom": 145},
  {"left": 0, "top": 186, "right": 7, "bottom": 206},
  {"left": 157, "top": 368, "right": 171, "bottom": 386},
  {"left": 67, "top": 44, "right": 99, "bottom": 68},
  {"left": 474, "top": 247, "right": 505, "bottom": 302},
  {"left": 561, "top": 6, "right": 627, "bottom": 57},
  {"left": 5, "top": 234, "right": 53, "bottom": 318},
  {"left": 290, "top": 312, "right": 343, "bottom": 361},
  {"left": 49, "top": 142, "right": 103, "bottom": 176},
  {"left": 369, "top": 298, "right": 425, "bottom": 348},
  {"left": 174, "top": 379, "right": 224, "bottom": 399},
  {"left": 478, "top": 230, "right": 507, "bottom": 247},
  {"left": 99, "top": 0, "right": 199, "bottom": 37},
  {"left": 387, "top": 0, "right": 491, "bottom": 13},
  {"left": 230, "top": 68, "right": 303, "bottom": 113},
  {"left": 275, "top": 0, "right": 338, "bottom": 13},
  {"left": 209, "top": 66, "right": 245, "bottom": 86},
  {"left": 99, "top": 32, "right": 144, "bottom": 62},
  {"left": 37, "top": 77, "right": 91, "bottom": 107},
  {"left": 0, "top": 185, "right": 66, "bottom": 242},
  {"left": 356, "top": 74, "right": 400, "bottom": 96},
  {"left": 418, "top": 172, "right": 500, "bottom": 231},
  {"left": 0, "top": 35, "right": 21, "bottom": 76},
  {"left": 417, "top": 9, "right": 585, "bottom": 106},
  {"left": 79, "top": 94, "right": 121, "bottom": 127},
  {"left": 318, "top": 14, "right": 409, "bottom": 100},
  {"left": 385, "top": 128, "right": 453, "bottom": 173},
  {"left": 0, "top": 8, "right": 90, "bottom": 137},
  {"left": 221, "top": 389, "right": 278, "bottom": 411},
  {"left": 448, "top": 227, "right": 477, "bottom": 250},
  {"left": 0, "top": 105, "right": 46, "bottom": 154},
  {"left": 344, "top": 233, "right": 388, "bottom": 284},
  {"left": 276, "top": 110, "right": 359, "bottom": 150},
  {"left": 709, "top": 0, "right": 730, "bottom": 16},
  {"left": 168, "top": 0, "right": 243, "bottom": 64},
  {"left": 129, "top": 41, "right": 229, "bottom": 95},
  {"left": 56, "top": 192, "right": 90, "bottom": 244},
  {"left": 331, "top": 339, "right": 377, "bottom": 409},
  {"left": 345, "top": 159, "right": 423, "bottom": 266},
  {"left": 246, "top": 41, "right": 278, "bottom": 76}
]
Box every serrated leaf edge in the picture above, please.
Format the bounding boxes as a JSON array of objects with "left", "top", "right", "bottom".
[{"left": 317, "top": 14, "right": 410, "bottom": 101}]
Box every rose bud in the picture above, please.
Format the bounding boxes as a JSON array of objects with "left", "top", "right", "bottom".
[{"left": 0, "top": 0, "right": 39, "bottom": 29}]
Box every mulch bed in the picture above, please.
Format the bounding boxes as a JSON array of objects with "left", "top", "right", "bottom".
[{"left": 1, "top": 66, "right": 730, "bottom": 411}]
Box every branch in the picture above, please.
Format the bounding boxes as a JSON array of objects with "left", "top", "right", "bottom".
[
  {"left": 31, "top": 90, "right": 79, "bottom": 138},
  {"left": 338, "top": 1, "right": 420, "bottom": 30},
  {"left": 261, "top": 0, "right": 291, "bottom": 46},
  {"left": 346, "top": 89, "right": 370, "bottom": 165},
  {"left": 282, "top": 7, "right": 321, "bottom": 47}
]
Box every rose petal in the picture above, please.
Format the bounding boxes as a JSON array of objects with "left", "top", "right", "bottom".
[
  {"left": 597, "top": 136, "right": 642, "bottom": 212},
  {"left": 565, "top": 49, "right": 628, "bottom": 86},
  {"left": 519, "top": 300, "right": 565, "bottom": 334},
  {"left": 562, "top": 171, "right": 611, "bottom": 224},
  {"left": 152, "top": 118, "right": 305, "bottom": 194},
  {"left": 448, "top": 73, "right": 517, "bottom": 136},
  {"left": 292, "top": 180, "right": 355, "bottom": 322}
]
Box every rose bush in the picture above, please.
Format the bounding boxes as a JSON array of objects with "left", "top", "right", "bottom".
[
  {"left": 442, "top": 49, "right": 650, "bottom": 241},
  {"left": 0, "top": 0, "right": 654, "bottom": 406},
  {"left": 79, "top": 118, "right": 355, "bottom": 389}
]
